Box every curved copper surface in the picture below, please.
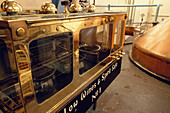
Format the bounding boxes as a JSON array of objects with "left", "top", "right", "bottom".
[
  {"left": 86, "top": 4, "right": 96, "bottom": 12},
  {"left": 131, "top": 18, "right": 170, "bottom": 80},
  {"left": 69, "top": 4, "right": 82, "bottom": 12},
  {"left": 40, "top": 2, "right": 57, "bottom": 13},
  {"left": 1, "top": 0, "right": 22, "bottom": 12}
]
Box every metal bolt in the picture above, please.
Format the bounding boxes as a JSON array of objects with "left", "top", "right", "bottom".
[
  {"left": 56, "top": 26, "right": 59, "bottom": 31},
  {"left": 42, "top": 29, "right": 46, "bottom": 33},
  {"left": 16, "top": 27, "right": 25, "bottom": 36}
]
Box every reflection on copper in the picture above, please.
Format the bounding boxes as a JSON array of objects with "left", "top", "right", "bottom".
[
  {"left": 69, "top": 4, "right": 82, "bottom": 13},
  {"left": 40, "top": 2, "right": 57, "bottom": 14},
  {"left": 1, "top": 0, "right": 22, "bottom": 15},
  {"left": 86, "top": 4, "right": 96, "bottom": 12}
]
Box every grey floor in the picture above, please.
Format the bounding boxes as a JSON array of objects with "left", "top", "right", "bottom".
[{"left": 87, "top": 44, "right": 170, "bottom": 113}]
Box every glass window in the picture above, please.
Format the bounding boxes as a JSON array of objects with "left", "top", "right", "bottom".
[
  {"left": 79, "top": 24, "right": 113, "bottom": 75},
  {"left": 0, "top": 39, "right": 12, "bottom": 83},
  {"left": 0, "top": 39, "right": 22, "bottom": 112},
  {"left": 29, "top": 32, "right": 73, "bottom": 104},
  {"left": 113, "top": 21, "right": 125, "bottom": 51}
]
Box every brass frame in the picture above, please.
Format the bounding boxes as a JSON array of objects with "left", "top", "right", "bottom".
[{"left": 0, "top": 12, "right": 126, "bottom": 113}]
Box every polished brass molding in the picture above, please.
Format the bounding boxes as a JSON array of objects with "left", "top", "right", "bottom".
[
  {"left": 69, "top": 4, "right": 82, "bottom": 13},
  {"left": 86, "top": 4, "right": 96, "bottom": 12}
]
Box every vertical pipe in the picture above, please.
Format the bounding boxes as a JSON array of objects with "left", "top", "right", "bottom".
[
  {"left": 133, "top": 7, "right": 136, "bottom": 23},
  {"left": 93, "top": 0, "right": 95, "bottom": 5},
  {"left": 108, "top": 4, "right": 110, "bottom": 11},
  {"left": 154, "top": 4, "right": 160, "bottom": 22},
  {"left": 130, "top": 0, "right": 135, "bottom": 24},
  {"left": 127, "top": 0, "right": 131, "bottom": 21}
]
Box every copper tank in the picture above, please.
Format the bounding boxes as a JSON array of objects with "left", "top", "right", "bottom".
[{"left": 130, "top": 18, "right": 170, "bottom": 81}]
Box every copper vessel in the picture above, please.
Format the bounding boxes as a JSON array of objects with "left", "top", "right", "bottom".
[{"left": 130, "top": 18, "right": 170, "bottom": 81}]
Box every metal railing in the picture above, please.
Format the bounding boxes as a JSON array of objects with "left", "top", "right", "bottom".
[{"left": 95, "top": 4, "right": 163, "bottom": 23}]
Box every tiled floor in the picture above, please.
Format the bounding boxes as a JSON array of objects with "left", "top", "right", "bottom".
[{"left": 87, "top": 44, "right": 170, "bottom": 113}]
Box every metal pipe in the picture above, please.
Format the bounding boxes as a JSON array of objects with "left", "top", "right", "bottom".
[
  {"left": 154, "top": 4, "right": 161, "bottom": 22},
  {"left": 95, "top": 4, "right": 163, "bottom": 22},
  {"left": 130, "top": 0, "right": 135, "bottom": 24},
  {"left": 130, "top": 22, "right": 154, "bottom": 24},
  {"left": 108, "top": 4, "right": 110, "bottom": 11},
  {"left": 95, "top": 4, "right": 163, "bottom": 7},
  {"left": 133, "top": 7, "right": 136, "bottom": 23},
  {"left": 127, "top": 0, "right": 131, "bottom": 20}
]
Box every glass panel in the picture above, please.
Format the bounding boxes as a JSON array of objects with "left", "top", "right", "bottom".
[
  {"left": 113, "top": 21, "right": 125, "bottom": 51},
  {"left": 79, "top": 24, "right": 113, "bottom": 75},
  {"left": 0, "top": 39, "right": 23, "bottom": 112},
  {"left": 0, "top": 39, "right": 12, "bottom": 82},
  {"left": 29, "top": 32, "right": 73, "bottom": 104}
]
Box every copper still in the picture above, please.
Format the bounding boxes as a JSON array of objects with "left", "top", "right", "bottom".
[{"left": 130, "top": 18, "right": 170, "bottom": 81}]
